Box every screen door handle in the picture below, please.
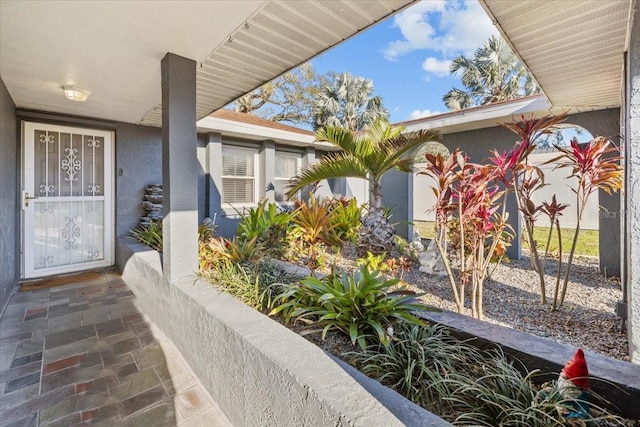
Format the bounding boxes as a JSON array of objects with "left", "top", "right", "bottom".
[{"left": 24, "top": 192, "right": 38, "bottom": 208}]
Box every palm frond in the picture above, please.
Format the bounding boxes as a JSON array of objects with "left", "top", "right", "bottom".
[
  {"left": 377, "top": 129, "right": 443, "bottom": 178},
  {"left": 315, "top": 126, "right": 358, "bottom": 153}
]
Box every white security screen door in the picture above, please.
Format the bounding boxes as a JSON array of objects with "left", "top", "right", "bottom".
[{"left": 22, "top": 122, "right": 114, "bottom": 278}]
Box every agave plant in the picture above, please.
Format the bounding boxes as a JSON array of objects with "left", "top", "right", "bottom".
[
  {"left": 286, "top": 118, "right": 441, "bottom": 255},
  {"left": 548, "top": 136, "right": 622, "bottom": 309}
]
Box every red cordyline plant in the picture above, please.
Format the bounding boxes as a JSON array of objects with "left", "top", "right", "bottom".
[
  {"left": 420, "top": 150, "right": 512, "bottom": 319},
  {"left": 547, "top": 136, "right": 623, "bottom": 309},
  {"left": 539, "top": 195, "right": 569, "bottom": 311},
  {"left": 500, "top": 113, "right": 567, "bottom": 304}
]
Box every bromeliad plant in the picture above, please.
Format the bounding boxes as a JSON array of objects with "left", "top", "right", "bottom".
[
  {"left": 327, "top": 196, "right": 363, "bottom": 243},
  {"left": 419, "top": 150, "right": 512, "bottom": 319},
  {"left": 269, "top": 265, "right": 435, "bottom": 350},
  {"left": 548, "top": 136, "right": 622, "bottom": 309},
  {"left": 236, "top": 199, "right": 292, "bottom": 257}
]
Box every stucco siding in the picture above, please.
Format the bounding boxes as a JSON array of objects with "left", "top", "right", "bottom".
[
  {"left": 0, "top": 77, "right": 18, "bottom": 312},
  {"left": 115, "top": 123, "right": 163, "bottom": 238},
  {"left": 626, "top": 3, "right": 640, "bottom": 364}
]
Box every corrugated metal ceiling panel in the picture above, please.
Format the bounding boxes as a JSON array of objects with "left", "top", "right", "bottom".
[
  {"left": 140, "top": 0, "right": 412, "bottom": 127},
  {"left": 481, "top": 0, "right": 630, "bottom": 109}
]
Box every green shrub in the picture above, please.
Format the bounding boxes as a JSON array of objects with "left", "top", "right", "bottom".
[
  {"left": 350, "top": 324, "right": 622, "bottom": 426},
  {"left": 199, "top": 236, "right": 263, "bottom": 272},
  {"left": 201, "top": 260, "right": 302, "bottom": 311},
  {"left": 131, "top": 220, "right": 163, "bottom": 252},
  {"left": 237, "top": 200, "right": 292, "bottom": 256},
  {"left": 351, "top": 323, "right": 477, "bottom": 412},
  {"left": 270, "top": 265, "right": 436, "bottom": 349},
  {"left": 328, "top": 197, "right": 363, "bottom": 243}
]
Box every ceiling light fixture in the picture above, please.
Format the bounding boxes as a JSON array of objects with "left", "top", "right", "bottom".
[{"left": 63, "top": 86, "right": 91, "bottom": 102}]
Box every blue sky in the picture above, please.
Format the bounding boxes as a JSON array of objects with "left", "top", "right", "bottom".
[{"left": 311, "top": 0, "right": 497, "bottom": 124}]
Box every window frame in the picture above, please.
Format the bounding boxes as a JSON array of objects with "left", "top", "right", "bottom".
[
  {"left": 273, "top": 150, "right": 302, "bottom": 204},
  {"left": 221, "top": 144, "right": 259, "bottom": 208}
]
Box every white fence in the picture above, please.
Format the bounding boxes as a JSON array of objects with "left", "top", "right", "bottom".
[{"left": 413, "top": 147, "right": 600, "bottom": 230}]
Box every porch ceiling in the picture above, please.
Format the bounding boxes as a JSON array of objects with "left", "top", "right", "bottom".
[
  {"left": 0, "top": 0, "right": 413, "bottom": 126},
  {"left": 479, "top": 0, "right": 632, "bottom": 110}
]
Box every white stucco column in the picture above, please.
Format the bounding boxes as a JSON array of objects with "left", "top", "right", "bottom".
[
  {"left": 261, "top": 140, "right": 275, "bottom": 203},
  {"left": 161, "top": 53, "right": 198, "bottom": 282}
]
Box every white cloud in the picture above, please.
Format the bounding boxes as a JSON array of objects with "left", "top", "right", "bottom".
[
  {"left": 382, "top": 0, "right": 498, "bottom": 60},
  {"left": 422, "top": 57, "right": 451, "bottom": 77},
  {"left": 409, "top": 109, "right": 442, "bottom": 120}
]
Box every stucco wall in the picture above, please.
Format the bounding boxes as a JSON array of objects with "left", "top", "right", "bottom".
[
  {"left": 627, "top": 2, "right": 640, "bottom": 364},
  {"left": 381, "top": 169, "right": 412, "bottom": 239},
  {"left": 0, "top": 77, "right": 18, "bottom": 312},
  {"left": 116, "top": 237, "right": 448, "bottom": 426},
  {"left": 114, "top": 123, "right": 163, "bottom": 238}
]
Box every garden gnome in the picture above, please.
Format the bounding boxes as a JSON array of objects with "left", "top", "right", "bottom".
[{"left": 557, "top": 348, "right": 591, "bottom": 420}]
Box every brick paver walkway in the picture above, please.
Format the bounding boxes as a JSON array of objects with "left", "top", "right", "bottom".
[{"left": 0, "top": 270, "right": 231, "bottom": 426}]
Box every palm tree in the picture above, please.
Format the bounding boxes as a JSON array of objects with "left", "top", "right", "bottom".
[
  {"left": 443, "top": 35, "right": 539, "bottom": 110},
  {"left": 313, "top": 72, "right": 388, "bottom": 131},
  {"left": 286, "top": 119, "right": 442, "bottom": 255}
]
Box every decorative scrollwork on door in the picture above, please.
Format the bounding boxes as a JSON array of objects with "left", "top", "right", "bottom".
[
  {"left": 87, "top": 184, "right": 101, "bottom": 195},
  {"left": 60, "top": 216, "right": 81, "bottom": 250},
  {"left": 40, "top": 134, "right": 55, "bottom": 144},
  {"left": 39, "top": 184, "right": 55, "bottom": 195},
  {"left": 61, "top": 147, "right": 81, "bottom": 182}
]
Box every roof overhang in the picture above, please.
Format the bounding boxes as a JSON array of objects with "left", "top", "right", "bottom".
[
  {"left": 401, "top": 95, "right": 571, "bottom": 134},
  {"left": 0, "top": 1, "right": 414, "bottom": 127},
  {"left": 197, "top": 115, "right": 337, "bottom": 150},
  {"left": 478, "top": 0, "right": 632, "bottom": 110}
]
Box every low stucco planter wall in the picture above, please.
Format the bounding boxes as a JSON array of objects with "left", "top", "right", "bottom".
[{"left": 116, "top": 238, "right": 449, "bottom": 427}]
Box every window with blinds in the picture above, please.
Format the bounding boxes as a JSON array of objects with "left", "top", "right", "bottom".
[
  {"left": 222, "top": 145, "right": 257, "bottom": 205},
  {"left": 274, "top": 151, "right": 301, "bottom": 202}
]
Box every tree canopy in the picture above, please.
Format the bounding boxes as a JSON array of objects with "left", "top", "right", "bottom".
[
  {"left": 233, "top": 63, "right": 328, "bottom": 127},
  {"left": 443, "top": 35, "right": 539, "bottom": 111},
  {"left": 313, "top": 72, "right": 388, "bottom": 131}
]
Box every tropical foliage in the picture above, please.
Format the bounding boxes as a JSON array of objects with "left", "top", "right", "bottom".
[
  {"left": 286, "top": 118, "right": 441, "bottom": 255},
  {"left": 313, "top": 72, "right": 388, "bottom": 131},
  {"left": 548, "top": 136, "right": 622, "bottom": 309},
  {"left": 443, "top": 35, "right": 539, "bottom": 111},
  {"left": 419, "top": 149, "right": 512, "bottom": 319},
  {"left": 352, "top": 324, "right": 621, "bottom": 426},
  {"left": 499, "top": 113, "right": 568, "bottom": 304},
  {"left": 270, "top": 265, "right": 433, "bottom": 349}
]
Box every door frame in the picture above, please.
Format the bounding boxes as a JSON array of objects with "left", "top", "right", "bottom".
[{"left": 21, "top": 121, "right": 115, "bottom": 279}]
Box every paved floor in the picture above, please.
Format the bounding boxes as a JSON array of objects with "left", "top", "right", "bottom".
[{"left": 0, "top": 270, "right": 232, "bottom": 426}]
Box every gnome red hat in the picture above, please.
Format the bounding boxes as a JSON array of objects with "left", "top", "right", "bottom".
[{"left": 559, "top": 348, "right": 591, "bottom": 393}]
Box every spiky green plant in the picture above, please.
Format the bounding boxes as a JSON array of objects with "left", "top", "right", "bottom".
[
  {"left": 270, "top": 265, "right": 436, "bottom": 349},
  {"left": 351, "top": 325, "right": 623, "bottom": 426},
  {"left": 236, "top": 199, "right": 292, "bottom": 257},
  {"left": 131, "top": 220, "right": 163, "bottom": 252}
]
